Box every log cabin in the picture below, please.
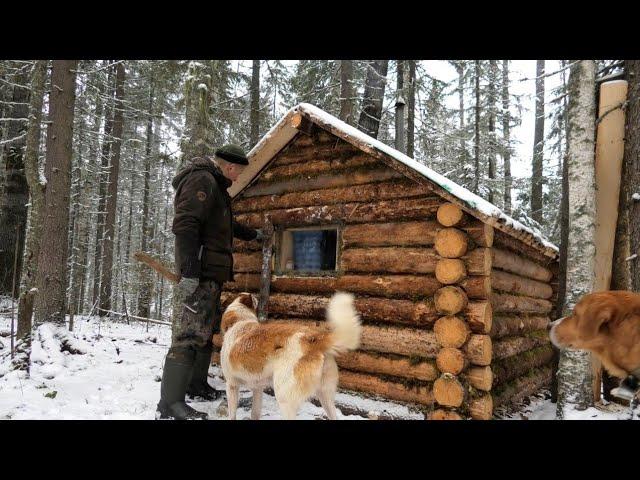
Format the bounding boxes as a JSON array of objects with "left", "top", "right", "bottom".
[{"left": 212, "top": 103, "right": 559, "bottom": 420}]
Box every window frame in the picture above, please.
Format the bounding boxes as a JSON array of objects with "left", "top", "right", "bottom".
[{"left": 274, "top": 224, "right": 341, "bottom": 277}]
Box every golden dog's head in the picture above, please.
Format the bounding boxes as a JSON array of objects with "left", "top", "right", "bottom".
[
  {"left": 220, "top": 292, "right": 258, "bottom": 334},
  {"left": 549, "top": 291, "right": 640, "bottom": 378}
]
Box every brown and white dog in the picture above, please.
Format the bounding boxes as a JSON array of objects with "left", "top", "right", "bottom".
[
  {"left": 219, "top": 292, "right": 361, "bottom": 420},
  {"left": 549, "top": 290, "right": 640, "bottom": 381}
]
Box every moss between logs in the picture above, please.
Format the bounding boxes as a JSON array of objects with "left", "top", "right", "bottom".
[
  {"left": 408, "top": 355, "right": 428, "bottom": 366},
  {"left": 525, "top": 329, "right": 550, "bottom": 341},
  {"left": 492, "top": 366, "right": 549, "bottom": 401},
  {"left": 341, "top": 368, "right": 434, "bottom": 397},
  {"left": 492, "top": 344, "right": 554, "bottom": 386},
  {"left": 353, "top": 349, "right": 432, "bottom": 366}
]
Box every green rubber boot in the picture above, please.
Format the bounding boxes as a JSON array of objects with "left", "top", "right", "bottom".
[
  {"left": 187, "top": 344, "right": 224, "bottom": 401},
  {"left": 156, "top": 348, "right": 209, "bottom": 420}
]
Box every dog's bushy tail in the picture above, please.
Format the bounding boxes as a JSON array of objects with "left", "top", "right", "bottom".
[{"left": 326, "top": 292, "right": 361, "bottom": 354}]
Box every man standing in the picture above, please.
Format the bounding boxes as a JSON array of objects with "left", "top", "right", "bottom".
[{"left": 156, "top": 145, "right": 261, "bottom": 420}]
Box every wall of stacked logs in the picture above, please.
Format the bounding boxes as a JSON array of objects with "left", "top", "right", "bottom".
[
  {"left": 213, "top": 127, "right": 558, "bottom": 420},
  {"left": 488, "top": 226, "right": 557, "bottom": 414}
]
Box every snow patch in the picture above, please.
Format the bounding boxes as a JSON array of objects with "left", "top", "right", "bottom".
[{"left": 0, "top": 316, "right": 424, "bottom": 420}]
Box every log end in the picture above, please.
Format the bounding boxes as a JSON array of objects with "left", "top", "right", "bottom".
[
  {"left": 482, "top": 224, "right": 495, "bottom": 248},
  {"left": 436, "top": 203, "right": 464, "bottom": 227},
  {"left": 429, "top": 409, "right": 463, "bottom": 420},
  {"left": 464, "top": 248, "right": 493, "bottom": 275},
  {"left": 464, "top": 334, "right": 492, "bottom": 366},
  {"left": 436, "top": 347, "right": 466, "bottom": 375},
  {"left": 466, "top": 366, "right": 493, "bottom": 392},
  {"left": 290, "top": 112, "right": 303, "bottom": 129},
  {"left": 435, "top": 228, "right": 469, "bottom": 258},
  {"left": 466, "top": 301, "right": 493, "bottom": 334},
  {"left": 435, "top": 285, "right": 469, "bottom": 315},
  {"left": 468, "top": 394, "right": 493, "bottom": 420},
  {"left": 433, "top": 374, "right": 465, "bottom": 407},
  {"left": 435, "top": 258, "right": 467, "bottom": 284},
  {"left": 434, "top": 315, "right": 470, "bottom": 348}
]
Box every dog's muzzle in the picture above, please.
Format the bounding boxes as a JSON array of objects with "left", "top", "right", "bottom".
[
  {"left": 547, "top": 317, "right": 565, "bottom": 348},
  {"left": 548, "top": 317, "right": 565, "bottom": 331}
]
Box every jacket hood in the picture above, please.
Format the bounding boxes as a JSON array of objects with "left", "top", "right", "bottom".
[{"left": 172, "top": 157, "right": 232, "bottom": 190}]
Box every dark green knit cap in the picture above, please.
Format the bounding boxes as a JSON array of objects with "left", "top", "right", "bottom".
[{"left": 215, "top": 144, "right": 249, "bottom": 165}]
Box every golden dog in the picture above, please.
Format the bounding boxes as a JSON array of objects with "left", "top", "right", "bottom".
[
  {"left": 549, "top": 290, "right": 640, "bottom": 380},
  {"left": 219, "top": 292, "right": 361, "bottom": 420}
]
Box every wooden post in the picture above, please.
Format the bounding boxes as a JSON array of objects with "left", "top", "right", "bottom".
[
  {"left": 257, "top": 219, "right": 274, "bottom": 322},
  {"left": 593, "top": 79, "right": 628, "bottom": 402}
]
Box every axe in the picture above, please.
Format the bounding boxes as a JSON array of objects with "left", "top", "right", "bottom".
[{"left": 133, "top": 251, "right": 199, "bottom": 313}]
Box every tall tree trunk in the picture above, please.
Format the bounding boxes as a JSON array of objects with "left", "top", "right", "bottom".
[
  {"left": 13, "top": 60, "right": 47, "bottom": 369},
  {"left": 395, "top": 60, "right": 406, "bottom": 153},
  {"left": 73, "top": 172, "right": 91, "bottom": 315},
  {"left": 473, "top": 60, "right": 481, "bottom": 195},
  {"left": 180, "top": 61, "right": 213, "bottom": 166},
  {"left": 406, "top": 60, "right": 416, "bottom": 158},
  {"left": 0, "top": 67, "right": 30, "bottom": 296},
  {"left": 556, "top": 60, "right": 597, "bottom": 418},
  {"left": 552, "top": 61, "right": 571, "bottom": 402},
  {"left": 357, "top": 60, "right": 389, "bottom": 139},
  {"left": 553, "top": 149, "right": 570, "bottom": 403},
  {"left": 455, "top": 62, "right": 466, "bottom": 176},
  {"left": 501, "top": 60, "right": 512, "bottom": 214},
  {"left": 487, "top": 60, "right": 497, "bottom": 204},
  {"left": 98, "top": 62, "right": 125, "bottom": 316},
  {"left": 67, "top": 83, "right": 87, "bottom": 318},
  {"left": 114, "top": 201, "right": 124, "bottom": 313},
  {"left": 67, "top": 161, "right": 82, "bottom": 316},
  {"left": 250, "top": 60, "right": 260, "bottom": 146},
  {"left": 124, "top": 158, "right": 135, "bottom": 307},
  {"left": 158, "top": 177, "right": 170, "bottom": 319},
  {"left": 92, "top": 65, "right": 115, "bottom": 307},
  {"left": 339, "top": 60, "right": 355, "bottom": 125},
  {"left": 610, "top": 69, "right": 632, "bottom": 293},
  {"left": 626, "top": 60, "right": 640, "bottom": 292},
  {"left": 531, "top": 60, "right": 545, "bottom": 224},
  {"left": 604, "top": 60, "right": 631, "bottom": 406},
  {"left": 137, "top": 84, "right": 154, "bottom": 318},
  {"left": 33, "top": 60, "right": 78, "bottom": 327}
]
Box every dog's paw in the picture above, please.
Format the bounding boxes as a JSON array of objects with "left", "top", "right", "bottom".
[{"left": 215, "top": 403, "right": 228, "bottom": 417}]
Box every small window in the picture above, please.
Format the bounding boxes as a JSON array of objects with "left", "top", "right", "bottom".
[{"left": 277, "top": 226, "right": 338, "bottom": 275}]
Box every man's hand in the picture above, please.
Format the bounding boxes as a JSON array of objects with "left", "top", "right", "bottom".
[{"left": 176, "top": 277, "right": 199, "bottom": 301}]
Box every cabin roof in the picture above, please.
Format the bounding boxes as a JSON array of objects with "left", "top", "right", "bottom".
[{"left": 231, "top": 103, "right": 558, "bottom": 259}]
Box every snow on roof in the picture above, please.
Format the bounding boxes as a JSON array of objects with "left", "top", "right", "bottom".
[{"left": 232, "top": 103, "right": 558, "bottom": 258}]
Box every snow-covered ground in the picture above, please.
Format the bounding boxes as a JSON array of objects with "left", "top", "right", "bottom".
[
  {"left": 495, "top": 390, "right": 640, "bottom": 420},
  {"left": 1, "top": 313, "right": 638, "bottom": 420},
  {"left": 0, "top": 315, "right": 422, "bottom": 420}
]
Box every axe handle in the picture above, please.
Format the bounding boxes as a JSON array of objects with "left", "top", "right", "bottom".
[{"left": 134, "top": 251, "right": 180, "bottom": 284}]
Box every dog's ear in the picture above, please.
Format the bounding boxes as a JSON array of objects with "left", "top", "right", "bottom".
[
  {"left": 237, "top": 292, "right": 256, "bottom": 310},
  {"left": 586, "top": 304, "right": 616, "bottom": 337}
]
